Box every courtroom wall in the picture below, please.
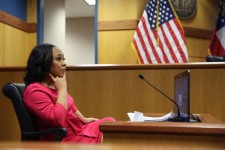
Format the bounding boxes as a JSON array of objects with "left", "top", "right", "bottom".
[
  {"left": 98, "top": 0, "right": 219, "bottom": 64},
  {"left": 66, "top": 17, "right": 95, "bottom": 65},
  {"left": 0, "top": 0, "right": 37, "bottom": 66},
  {"left": 1, "top": 66, "right": 225, "bottom": 141}
]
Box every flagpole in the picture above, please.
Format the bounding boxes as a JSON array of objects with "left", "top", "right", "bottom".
[{"left": 156, "top": 0, "right": 159, "bottom": 46}]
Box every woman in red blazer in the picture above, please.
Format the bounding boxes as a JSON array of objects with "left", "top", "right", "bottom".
[{"left": 23, "top": 43, "right": 115, "bottom": 143}]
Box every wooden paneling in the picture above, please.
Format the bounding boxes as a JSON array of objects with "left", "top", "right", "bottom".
[
  {"left": 0, "top": 26, "right": 33, "bottom": 67},
  {"left": 27, "top": 0, "right": 37, "bottom": 23},
  {"left": 4, "top": 25, "right": 27, "bottom": 66},
  {"left": 98, "top": 20, "right": 138, "bottom": 31},
  {"left": 98, "top": 0, "right": 148, "bottom": 64},
  {"left": 25, "top": 0, "right": 37, "bottom": 62},
  {"left": 65, "top": 63, "right": 225, "bottom": 70},
  {"left": 1, "top": 141, "right": 224, "bottom": 150},
  {"left": 100, "top": 115, "right": 225, "bottom": 140},
  {"left": 98, "top": 31, "right": 137, "bottom": 64},
  {"left": 184, "top": 27, "right": 213, "bottom": 39},
  {"left": 0, "top": 10, "right": 36, "bottom": 33},
  {"left": 186, "top": 37, "right": 211, "bottom": 61},
  {"left": 0, "top": 22, "right": 4, "bottom": 65},
  {"left": 0, "top": 71, "right": 24, "bottom": 141},
  {"left": 0, "top": 0, "right": 37, "bottom": 67},
  {"left": 66, "top": 69, "right": 225, "bottom": 123},
  {"left": 26, "top": 33, "right": 37, "bottom": 59},
  {"left": 1, "top": 65, "right": 225, "bottom": 141},
  {"left": 98, "top": 0, "right": 148, "bottom": 21},
  {"left": 100, "top": 115, "right": 225, "bottom": 147}
]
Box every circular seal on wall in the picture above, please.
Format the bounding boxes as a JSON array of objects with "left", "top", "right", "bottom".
[{"left": 170, "top": 0, "right": 197, "bottom": 20}]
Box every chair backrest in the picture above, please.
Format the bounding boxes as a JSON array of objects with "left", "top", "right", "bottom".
[{"left": 2, "top": 83, "right": 37, "bottom": 140}]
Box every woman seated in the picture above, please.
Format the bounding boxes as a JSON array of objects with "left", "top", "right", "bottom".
[{"left": 23, "top": 43, "right": 115, "bottom": 143}]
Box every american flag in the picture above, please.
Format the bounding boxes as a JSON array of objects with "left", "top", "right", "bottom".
[
  {"left": 209, "top": 0, "right": 225, "bottom": 57},
  {"left": 132, "top": 0, "right": 188, "bottom": 64}
]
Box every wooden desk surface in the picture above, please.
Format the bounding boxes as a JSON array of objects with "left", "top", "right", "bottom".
[
  {"left": 99, "top": 114, "right": 225, "bottom": 147},
  {"left": 0, "top": 141, "right": 224, "bottom": 150},
  {"left": 100, "top": 114, "right": 225, "bottom": 136}
]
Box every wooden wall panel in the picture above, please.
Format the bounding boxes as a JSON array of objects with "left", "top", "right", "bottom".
[
  {"left": 26, "top": 0, "right": 37, "bottom": 61},
  {"left": 26, "top": 33, "right": 36, "bottom": 60},
  {"left": 4, "top": 25, "right": 27, "bottom": 66},
  {"left": 98, "top": 0, "right": 147, "bottom": 21},
  {"left": 0, "top": 0, "right": 37, "bottom": 67},
  {"left": 98, "top": 0, "right": 147, "bottom": 64},
  {"left": 186, "top": 37, "right": 211, "bottom": 61},
  {"left": 0, "top": 10, "right": 36, "bottom": 33},
  {"left": 0, "top": 71, "right": 24, "bottom": 141},
  {"left": 27, "top": 0, "right": 37, "bottom": 23},
  {"left": 0, "top": 22, "right": 4, "bottom": 65},
  {"left": 1, "top": 66, "right": 225, "bottom": 141},
  {"left": 66, "top": 69, "right": 225, "bottom": 123},
  {"left": 98, "top": 31, "right": 137, "bottom": 64}
]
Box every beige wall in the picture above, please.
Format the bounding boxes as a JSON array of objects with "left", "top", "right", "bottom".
[
  {"left": 66, "top": 17, "right": 95, "bottom": 65},
  {"left": 98, "top": 0, "right": 219, "bottom": 64},
  {"left": 44, "top": 0, "right": 65, "bottom": 50}
]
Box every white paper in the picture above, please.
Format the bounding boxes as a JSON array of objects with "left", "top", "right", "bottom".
[{"left": 127, "top": 111, "right": 173, "bottom": 122}]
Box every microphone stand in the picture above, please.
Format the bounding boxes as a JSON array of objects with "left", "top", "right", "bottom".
[{"left": 138, "top": 75, "right": 185, "bottom": 122}]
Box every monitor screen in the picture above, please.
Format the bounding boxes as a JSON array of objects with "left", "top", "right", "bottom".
[{"left": 174, "top": 70, "right": 190, "bottom": 122}]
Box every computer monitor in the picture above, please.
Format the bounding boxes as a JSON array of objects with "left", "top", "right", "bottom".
[{"left": 173, "top": 70, "right": 190, "bottom": 122}]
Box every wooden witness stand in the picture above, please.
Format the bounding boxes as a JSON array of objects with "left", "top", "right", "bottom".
[
  {"left": 0, "top": 115, "right": 224, "bottom": 150},
  {"left": 100, "top": 114, "right": 225, "bottom": 148}
]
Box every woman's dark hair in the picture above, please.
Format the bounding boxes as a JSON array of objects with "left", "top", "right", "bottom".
[{"left": 24, "top": 43, "right": 56, "bottom": 86}]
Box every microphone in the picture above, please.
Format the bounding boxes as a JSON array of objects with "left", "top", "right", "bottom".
[
  {"left": 138, "top": 74, "right": 185, "bottom": 122},
  {"left": 205, "top": 55, "right": 225, "bottom": 62}
]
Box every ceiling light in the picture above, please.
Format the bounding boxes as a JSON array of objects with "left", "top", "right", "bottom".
[{"left": 84, "top": 0, "right": 95, "bottom": 5}]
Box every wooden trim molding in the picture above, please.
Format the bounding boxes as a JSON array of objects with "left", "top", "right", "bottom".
[
  {"left": 0, "top": 10, "right": 36, "bottom": 33},
  {"left": 98, "top": 20, "right": 213, "bottom": 39},
  {"left": 98, "top": 20, "right": 138, "bottom": 31},
  {"left": 184, "top": 26, "right": 213, "bottom": 39},
  {"left": 1, "top": 63, "right": 225, "bottom": 72}
]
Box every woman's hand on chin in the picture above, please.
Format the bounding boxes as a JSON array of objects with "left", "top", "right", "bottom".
[{"left": 49, "top": 73, "right": 67, "bottom": 91}]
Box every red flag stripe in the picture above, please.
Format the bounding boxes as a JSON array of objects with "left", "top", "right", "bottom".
[
  {"left": 160, "top": 23, "right": 179, "bottom": 63},
  {"left": 159, "top": 28, "right": 175, "bottom": 63},
  {"left": 162, "top": 21, "right": 187, "bottom": 63},
  {"left": 136, "top": 26, "right": 152, "bottom": 63},
  {"left": 167, "top": 21, "right": 187, "bottom": 62},
  {"left": 133, "top": 34, "right": 149, "bottom": 64},
  {"left": 169, "top": 20, "right": 188, "bottom": 62},
  {"left": 143, "top": 12, "right": 166, "bottom": 63}
]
